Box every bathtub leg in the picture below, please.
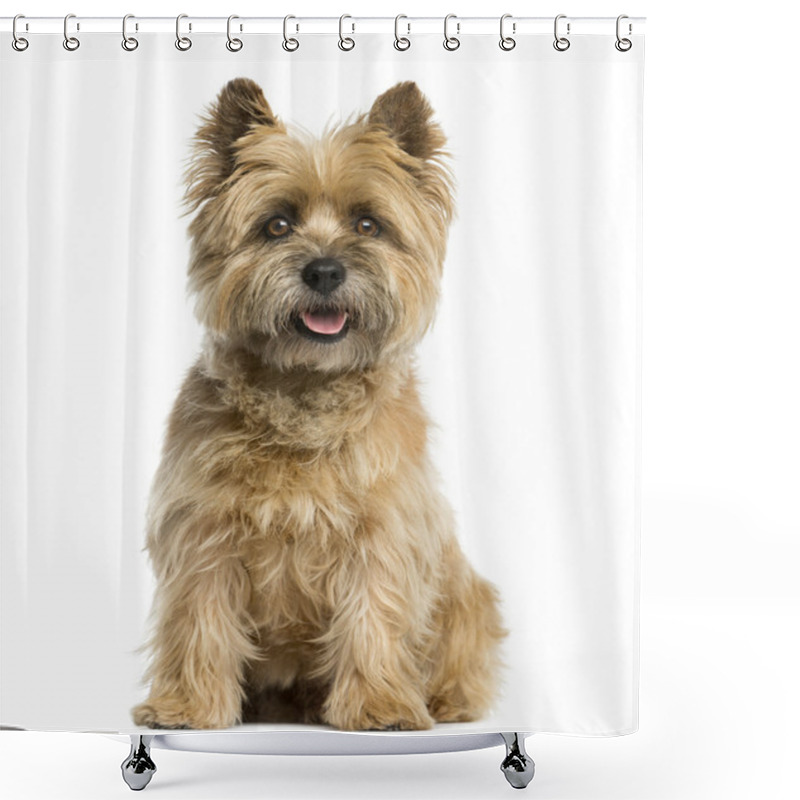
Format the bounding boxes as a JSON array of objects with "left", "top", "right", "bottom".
[
  {"left": 500, "top": 732, "right": 535, "bottom": 789},
  {"left": 121, "top": 735, "right": 157, "bottom": 791}
]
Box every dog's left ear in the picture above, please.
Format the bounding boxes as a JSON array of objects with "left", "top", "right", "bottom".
[
  {"left": 187, "top": 78, "right": 283, "bottom": 210},
  {"left": 203, "top": 78, "right": 279, "bottom": 159},
  {"left": 368, "top": 81, "right": 446, "bottom": 161}
]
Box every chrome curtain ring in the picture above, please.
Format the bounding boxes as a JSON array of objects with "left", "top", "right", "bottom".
[
  {"left": 553, "top": 14, "right": 570, "bottom": 52},
  {"left": 499, "top": 13, "right": 516, "bottom": 51},
  {"left": 12, "top": 14, "right": 29, "bottom": 51},
  {"left": 338, "top": 14, "right": 355, "bottom": 51},
  {"left": 282, "top": 15, "right": 299, "bottom": 51},
  {"left": 394, "top": 14, "right": 410, "bottom": 51},
  {"left": 615, "top": 14, "right": 632, "bottom": 51},
  {"left": 122, "top": 14, "right": 139, "bottom": 51},
  {"left": 226, "top": 15, "right": 243, "bottom": 51},
  {"left": 63, "top": 13, "right": 80, "bottom": 51},
  {"left": 443, "top": 14, "right": 460, "bottom": 51},
  {"left": 175, "top": 14, "right": 192, "bottom": 51}
]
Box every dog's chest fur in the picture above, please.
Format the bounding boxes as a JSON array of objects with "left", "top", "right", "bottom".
[{"left": 153, "top": 346, "right": 432, "bottom": 637}]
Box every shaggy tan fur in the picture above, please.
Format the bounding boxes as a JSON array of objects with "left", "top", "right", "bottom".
[{"left": 131, "top": 78, "right": 505, "bottom": 731}]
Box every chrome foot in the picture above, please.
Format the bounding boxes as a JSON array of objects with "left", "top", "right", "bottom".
[
  {"left": 121, "top": 735, "right": 156, "bottom": 791},
  {"left": 500, "top": 732, "right": 535, "bottom": 789}
]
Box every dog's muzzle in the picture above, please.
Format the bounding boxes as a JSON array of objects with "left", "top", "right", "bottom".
[{"left": 296, "top": 258, "right": 350, "bottom": 342}]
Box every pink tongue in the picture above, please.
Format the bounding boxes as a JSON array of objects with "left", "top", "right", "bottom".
[{"left": 302, "top": 310, "right": 347, "bottom": 335}]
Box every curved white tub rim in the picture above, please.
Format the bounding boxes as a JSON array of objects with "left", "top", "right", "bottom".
[
  {"left": 2, "top": 723, "right": 532, "bottom": 756},
  {"left": 109, "top": 727, "right": 530, "bottom": 756}
]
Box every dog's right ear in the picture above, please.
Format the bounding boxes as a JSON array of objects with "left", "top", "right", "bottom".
[{"left": 187, "top": 77, "right": 282, "bottom": 209}]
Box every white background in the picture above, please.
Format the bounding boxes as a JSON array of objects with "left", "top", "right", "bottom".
[{"left": 1, "top": 1, "right": 798, "bottom": 799}]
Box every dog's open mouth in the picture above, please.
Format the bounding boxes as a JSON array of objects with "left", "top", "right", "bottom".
[{"left": 295, "top": 309, "right": 350, "bottom": 343}]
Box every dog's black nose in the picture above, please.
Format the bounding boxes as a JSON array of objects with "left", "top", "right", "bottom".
[{"left": 302, "top": 258, "right": 346, "bottom": 296}]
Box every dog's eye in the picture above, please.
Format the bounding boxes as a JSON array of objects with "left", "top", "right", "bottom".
[
  {"left": 355, "top": 217, "right": 380, "bottom": 238},
  {"left": 265, "top": 216, "right": 292, "bottom": 239}
]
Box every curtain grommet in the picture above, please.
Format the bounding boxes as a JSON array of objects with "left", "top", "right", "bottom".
[
  {"left": 63, "top": 13, "right": 80, "bottom": 51},
  {"left": 226, "top": 15, "right": 243, "bottom": 52},
  {"left": 282, "top": 15, "right": 299, "bottom": 52},
  {"left": 12, "top": 15, "right": 29, "bottom": 51},
  {"left": 615, "top": 15, "right": 632, "bottom": 51},
  {"left": 443, "top": 14, "right": 460, "bottom": 51},
  {"left": 175, "top": 14, "right": 192, "bottom": 51},
  {"left": 338, "top": 14, "right": 355, "bottom": 51},
  {"left": 394, "top": 15, "right": 411, "bottom": 51},
  {"left": 553, "top": 14, "right": 570, "bottom": 52},
  {"left": 499, "top": 14, "right": 516, "bottom": 51},
  {"left": 121, "top": 14, "right": 139, "bottom": 52}
]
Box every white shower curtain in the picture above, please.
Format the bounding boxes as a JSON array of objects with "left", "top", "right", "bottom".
[{"left": 0, "top": 19, "right": 643, "bottom": 736}]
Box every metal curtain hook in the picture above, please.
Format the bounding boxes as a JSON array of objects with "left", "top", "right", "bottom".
[
  {"left": 615, "top": 14, "right": 632, "bottom": 51},
  {"left": 394, "top": 14, "right": 410, "bottom": 50},
  {"left": 227, "top": 15, "right": 243, "bottom": 51},
  {"left": 338, "top": 14, "right": 355, "bottom": 51},
  {"left": 12, "top": 14, "right": 29, "bottom": 51},
  {"left": 499, "top": 13, "right": 516, "bottom": 51},
  {"left": 283, "top": 15, "right": 299, "bottom": 51},
  {"left": 63, "top": 13, "right": 80, "bottom": 51},
  {"left": 443, "top": 14, "right": 460, "bottom": 51},
  {"left": 122, "top": 14, "right": 139, "bottom": 51},
  {"left": 553, "top": 14, "right": 570, "bottom": 51},
  {"left": 176, "top": 14, "right": 192, "bottom": 50}
]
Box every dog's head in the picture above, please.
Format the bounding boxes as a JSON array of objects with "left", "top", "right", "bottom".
[{"left": 186, "top": 78, "right": 453, "bottom": 372}]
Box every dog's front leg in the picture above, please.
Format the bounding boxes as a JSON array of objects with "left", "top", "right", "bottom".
[
  {"left": 132, "top": 553, "right": 257, "bottom": 730},
  {"left": 318, "top": 548, "right": 435, "bottom": 731}
]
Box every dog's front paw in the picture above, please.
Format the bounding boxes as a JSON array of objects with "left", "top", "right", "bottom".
[
  {"left": 132, "top": 695, "right": 235, "bottom": 730},
  {"left": 132, "top": 698, "right": 193, "bottom": 729},
  {"left": 324, "top": 683, "right": 434, "bottom": 731},
  {"left": 427, "top": 695, "right": 479, "bottom": 724},
  {"left": 332, "top": 702, "right": 434, "bottom": 732}
]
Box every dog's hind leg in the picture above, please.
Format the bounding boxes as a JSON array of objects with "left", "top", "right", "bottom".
[{"left": 426, "top": 545, "right": 506, "bottom": 723}]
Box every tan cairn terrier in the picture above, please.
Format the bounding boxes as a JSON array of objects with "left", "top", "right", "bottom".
[{"left": 132, "top": 78, "right": 505, "bottom": 731}]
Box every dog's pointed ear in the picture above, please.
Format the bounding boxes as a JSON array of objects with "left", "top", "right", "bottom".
[
  {"left": 187, "top": 78, "right": 282, "bottom": 209},
  {"left": 368, "top": 81, "right": 446, "bottom": 161},
  {"left": 205, "top": 77, "right": 278, "bottom": 151}
]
